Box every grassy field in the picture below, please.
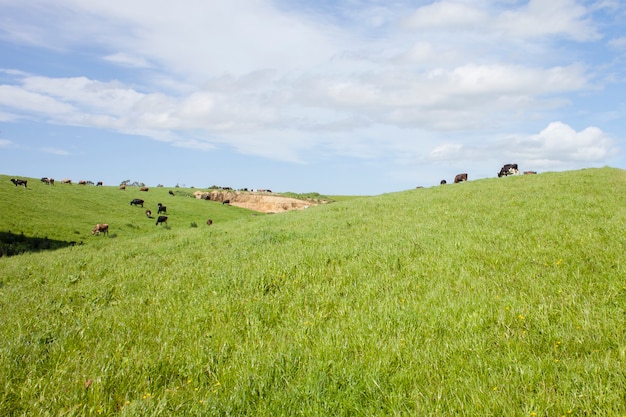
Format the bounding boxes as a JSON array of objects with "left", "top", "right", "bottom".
[{"left": 1, "top": 168, "right": 625, "bottom": 416}]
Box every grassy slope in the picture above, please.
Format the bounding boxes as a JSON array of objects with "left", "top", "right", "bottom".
[
  {"left": 1, "top": 177, "right": 257, "bottom": 251},
  {"left": 1, "top": 168, "right": 625, "bottom": 416}
]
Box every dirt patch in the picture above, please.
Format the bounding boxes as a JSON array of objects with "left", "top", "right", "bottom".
[{"left": 193, "top": 190, "right": 319, "bottom": 213}]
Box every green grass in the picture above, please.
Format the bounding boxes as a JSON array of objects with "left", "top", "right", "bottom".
[{"left": 1, "top": 168, "right": 625, "bottom": 416}]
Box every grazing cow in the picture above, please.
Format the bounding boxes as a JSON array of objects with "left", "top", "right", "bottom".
[
  {"left": 524, "top": 171, "right": 537, "bottom": 175},
  {"left": 140, "top": 186, "right": 149, "bottom": 192},
  {"left": 78, "top": 180, "right": 87, "bottom": 185},
  {"left": 96, "top": 181, "right": 103, "bottom": 186},
  {"left": 206, "top": 219, "right": 213, "bottom": 226},
  {"left": 223, "top": 199, "right": 230, "bottom": 205},
  {"left": 454, "top": 173, "right": 468, "bottom": 183},
  {"left": 440, "top": 179, "right": 447, "bottom": 185},
  {"left": 155, "top": 215, "right": 168, "bottom": 226},
  {"left": 62, "top": 178, "right": 72, "bottom": 184},
  {"left": 91, "top": 223, "right": 109, "bottom": 235},
  {"left": 119, "top": 184, "right": 126, "bottom": 190},
  {"left": 145, "top": 209, "right": 152, "bottom": 218},
  {"left": 169, "top": 190, "right": 175, "bottom": 196},
  {"left": 130, "top": 199, "right": 144, "bottom": 207},
  {"left": 157, "top": 203, "right": 167, "bottom": 214},
  {"left": 40, "top": 177, "right": 54, "bottom": 185},
  {"left": 10, "top": 178, "right": 28, "bottom": 188},
  {"left": 498, "top": 164, "right": 519, "bottom": 177}
]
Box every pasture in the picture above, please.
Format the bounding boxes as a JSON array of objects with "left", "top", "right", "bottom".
[{"left": 1, "top": 169, "right": 625, "bottom": 416}]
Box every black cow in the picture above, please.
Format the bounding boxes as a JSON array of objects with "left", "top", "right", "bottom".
[
  {"left": 156, "top": 215, "right": 168, "bottom": 226},
  {"left": 498, "top": 164, "right": 519, "bottom": 177},
  {"left": 10, "top": 178, "right": 27, "bottom": 188},
  {"left": 169, "top": 190, "right": 175, "bottom": 196},
  {"left": 40, "top": 177, "right": 54, "bottom": 185},
  {"left": 96, "top": 181, "right": 103, "bottom": 186},
  {"left": 146, "top": 209, "right": 153, "bottom": 218},
  {"left": 223, "top": 200, "right": 230, "bottom": 205},
  {"left": 454, "top": 173, "right": 468, "bottom": 183},
  {"left": 157, "top": 203, "right": 167, "bottom": 214},
  {"left": 440, "top": 179, "right": 447, "bottom": 185},
  {"left": 206, "top": 219, "right": 213, "bottom": 226},
  {"left": 130, "top": 199, "right": 144, "bottom": 207}
]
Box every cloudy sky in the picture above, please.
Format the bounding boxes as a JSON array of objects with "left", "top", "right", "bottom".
[{"left": 0, "top": 0, "right": 624, "bottom": 194}]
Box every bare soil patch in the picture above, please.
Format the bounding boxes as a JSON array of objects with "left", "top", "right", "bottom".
[{"left": 193, "top": 190, "right": 323, "bottom": 213}]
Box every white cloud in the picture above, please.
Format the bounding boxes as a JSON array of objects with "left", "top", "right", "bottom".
[
  {"left": 505, "top": 121, "right": 617, "bottom": 164},
  {"left": 103, "top": 52, "right": 152, "bottom": 68},
  {"left": 0, "top": 85, "right": 76, "bottom": 115},
  {"left": 41, "top": 147, "right": 71, "bottom": 156},
  {"left": 21, "top": 76, "right": 145, "bottom": 115},
  {"left": 405, "top": 1, "right": 488, "bottom": 29},
  {"left": 608, "top": 37, "right": 626, "bottom": 48},
  {"left": 495, "top": 0, "right": 600, "bottom": 41},
  {"left": 0, "top": 139, "right": 12, "bottom": 147}
]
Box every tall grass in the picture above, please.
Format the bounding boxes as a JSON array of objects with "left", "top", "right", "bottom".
[{"left": 1, "top": 168, "right": 625, "bottom": 416}]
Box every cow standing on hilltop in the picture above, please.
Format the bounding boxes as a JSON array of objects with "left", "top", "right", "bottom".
[
  {"left": 454, "top": 173, "right": 468, "bottom": 183},
  {"left": 498, "top": 164, "right": 520, "bottom": 177},
  {"left": 10, "top": 178, "right": 28, "bottom": 188}
]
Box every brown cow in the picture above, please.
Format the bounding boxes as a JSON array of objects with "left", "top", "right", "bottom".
[
  {"left": 206, "top": 219, "right": 213, "bottom": 226},
  {"left": 119, "top": 184, "right": 126, "bottom": 190},
  {"left": 524, "top": 171, "right": 537, "bottom": 175},
  {"left": 62, "top": 178, "right": 72, "bottom": 184},
  {"left": 454, "top": 173, "right": 468, "bottom": 183},
  {"left": 91, "top": 223, "right": 109, "bottom": 235},
  {"left": 140, "top": 186, "right": 149, "bottom": 192},
  {"left": 78, "top": 180, "right": 87, "bottom": 185}
]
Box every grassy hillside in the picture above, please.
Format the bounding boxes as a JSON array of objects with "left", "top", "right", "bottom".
[
  {"left": 1, "top": 176, "right": 257, "bottom": 255},
  {"left": 1, "top": 168, "right": 625, "bottom": 416}
]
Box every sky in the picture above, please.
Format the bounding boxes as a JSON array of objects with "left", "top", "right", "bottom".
[{"left": 0, "top": 0, "right": 625, "bottom": 195}]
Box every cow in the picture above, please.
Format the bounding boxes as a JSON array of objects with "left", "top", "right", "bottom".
[
  {"left": 524, "top": 171, "right": 537, "bottom": 175},
  {"left": 78, "top": 180, "right": 87, "bottom": 185},
  {"left": 206, "top": 219, "right": 213, "bottom": 226},
  {"left": 155, "top": 215, "right": 168, "bottom": 226},
  {"left": 96, "top": 181, "right": 103, "bottom": 186},
  {"left": 223, "top": 200, "right": 230, "bottom": 205},
  {"left": 62, "top": 178, "right": 72, "bottom": 184},
  {"left": 119, "top": 184, "right": 126, "bottom": 190},
  {"left": 157, "top": 203, "right": 167, "bottom": 214},
  {"left": 440, "top": 179, "right": 447, "bottom": 185},
  {"left": 146, "top": 209, "right": 152, "bottom": 218},
  {"left": 169, "top": 190, "right": 175, "bottom": 196},
  {"left": 40, "top": 177, "right": 54, "bottom": 185},
  {"left": 10, "top": 178, "right": 28, "bottom": 188},
  {"left": 91, "top": 223, "right": 109, "bottom": 235},
  {"left": 130, "top": 199, "right": 144, "bottom": 207},
  {"left": 139, "top": 186, "right": 149, "bottom": 192},
  {"left": 454, "top": 173, "right": 468, "bottom": 183},
  {"left": 498, "top": 164, "right": 519, "bottom": 177}
]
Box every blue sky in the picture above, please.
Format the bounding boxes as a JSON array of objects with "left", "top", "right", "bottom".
[{"left": 1, "top": 0, "right": 624, "bottom": 195}]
